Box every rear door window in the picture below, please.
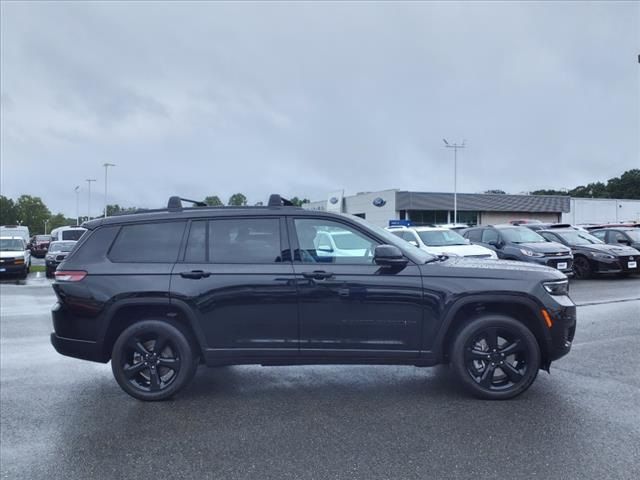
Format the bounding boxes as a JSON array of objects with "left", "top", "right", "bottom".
[
  {"left": 209, "top": 218, "right": 283, "bottom": 264},
  {"left": 109, "top": 222, "right": 186, "bottom": 263}
]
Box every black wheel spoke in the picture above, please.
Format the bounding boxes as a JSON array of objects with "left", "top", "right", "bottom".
[
  {"left": 128, "top": 338, "right": 150, "bottom": 356},
  {"left": 479, "top": 364, "right": 496, "bottom": 388},
  {"left": 157, "top": 357, "right": 180, "bottom": 371},
  {"left": 123, "top": 362, "right": 147, "bottom": 378},
  {"left": 154, "top": 333, "right": 169, "bottom": 354},
  {"left": 466, "top": 348, "right": 489, "bottom": 361},
  {"left": 485, "top": 328, "right": 499, "bottom": 351},
  {"left": 149, "top": 367, "right": 161, "bottom": 391},
  {"left": 499, "top": 339, "right": 523, "bottom": 356},
  {"left": 501, "top": 362, "right": 524, "bottom": 383}
]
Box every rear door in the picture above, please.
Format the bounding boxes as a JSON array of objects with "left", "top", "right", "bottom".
[
  {"left": 289, "top": 215, "right": 423, "bottom": 358},
  {"left": 170, "top": 216, "right": 299, "bottom": 359}
]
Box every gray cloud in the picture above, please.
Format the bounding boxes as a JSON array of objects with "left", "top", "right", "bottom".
[{"left": 1, "top": 1, "right": 638, "bottom": 216}]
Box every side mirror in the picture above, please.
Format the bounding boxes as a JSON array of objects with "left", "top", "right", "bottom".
[
  {"left": 487, "top": 240, "right": 500, "bottom": 248},
  {"left": 374, "top": 244, "right": 408, "bottom": 268},
  {"left": 617, "top": 239, "right": 630, "bottom": 245},
  {"left": 408, "top": 240, "right": 418, "bottom": 247}
]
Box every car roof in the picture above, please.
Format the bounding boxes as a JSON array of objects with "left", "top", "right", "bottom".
[{"left": 0, "top": 236, "right": 24, "bottom": 240}]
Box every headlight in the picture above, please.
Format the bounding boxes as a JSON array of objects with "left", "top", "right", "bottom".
[
  {"left": 543, "top": 280, "right": 569, "bottom": 296},
  {"left": 520, "top": 249, "right": 544, "bottom": 257},
  {"left": 442, "top": 252, "right": 460, "bottom": 257},
  {"left": 592, "top": 252, "right": 614, "bottom": 260},
  {"left": 46, "top": 254, "right": 55, "bottom": 260}
]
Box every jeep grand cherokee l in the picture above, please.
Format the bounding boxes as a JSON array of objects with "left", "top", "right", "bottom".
[{"left": 50, "top": 195, "right": 576, "bottom": 401}]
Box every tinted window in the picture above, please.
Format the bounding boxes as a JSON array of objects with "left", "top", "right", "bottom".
[
  {"left": 611, "top": 231, "right": 630, "bottom": 244},
  {"left": 540, "top": 232, "right": 559, "bottom": 243},
  {"left": 465, "top": 229, "right": 482, "bottom": 242},
  {"left": 417, "top": 230, "right": 467, "bottom": 246},
  {"left": 69, "top": 226, "right": 119, "bottom": 264},
  {"left": 61, "top": 230, "right": 86, "bottom": 241},
  {"left": 184, "top": 221, "right": 207, "bottom": 263},
  {"left": 294, "top": 218, "right": 377, "bottom": 264},
  {"left": 109, "top": 222, "right": 185, "bottom": 263},
  {"left": 481, "top": 229, "right": 499, "bottom": 243},
  {"left": 498, "top": 227, "right": 546, "bottom": 243},
  {"left": 591, "top": 230, "right": 606, "bottom": 241},
  {"left": 209, "top": 218, "right": 282, "bottom": 264}
]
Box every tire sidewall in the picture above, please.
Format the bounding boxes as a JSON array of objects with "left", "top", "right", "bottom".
[
  {"left": 451, "top": 315, "right": 541, "bottom": 400},
  {"left": 111, "top": 319, "right": 196, "bottom": 401}
]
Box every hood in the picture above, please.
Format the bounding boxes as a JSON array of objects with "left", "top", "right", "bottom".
[
  {"left": 423, "top": 243, "right": 494, "bottom": 257},
  {"left": 423, "top": 256, "right": 566, "bottom": 281},
  {"left": 516, "top": 241, "right": 570, "bottom": 253},
  {"left": 572, "top": 244, "right": 639, "bottom": 256},
  {"left": 0, "top": 250, "right": 27, "bottom": 258}
]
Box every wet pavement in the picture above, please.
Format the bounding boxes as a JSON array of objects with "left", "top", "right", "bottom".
[{"left": 1, "top": 278, "right": 639, "bottom": 479}]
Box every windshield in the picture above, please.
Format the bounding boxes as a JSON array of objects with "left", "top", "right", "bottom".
[
  {"left": 36, "top": 235, "right": 51, "bottom": 241},
  {"left": 0, "top": 239, "right": 24, "bottom": 251},
  {"left": 500, "top": 227, "right": 547, "bottom": 243},
  {"left": 49, "top": 242, "right": 76, "bottom": 253},
  {"left": 417, "top": 230, "right": 467, "bottom": 246},
  {"left": 557, "top": 231, "right": 603, "bottom": 246},
  {"left": 626, "top": 230, "right": 640, "bottom": 241},
  {"left": 342, "top": 214, "right": 436, "bottom": 263},
  {"left": 61, "top": 230, "right": 85, "bottom": 241}
]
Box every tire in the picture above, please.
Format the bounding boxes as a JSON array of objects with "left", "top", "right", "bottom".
[
  {"left": 111, "top": 319, "right": 197, "bottom": 401},
  {"left": 573, "top": 256, "right": 592, "bottom": 279},
  {"left": 19, "top": 267, "right": 28, "bottom": 280},
  {"left": 450, "top": 315, "right": 541, "bottom": 400}
]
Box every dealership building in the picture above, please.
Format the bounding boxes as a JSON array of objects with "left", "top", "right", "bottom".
[{"left": 304, "top": 189, "right": 640, "bottom": 228}]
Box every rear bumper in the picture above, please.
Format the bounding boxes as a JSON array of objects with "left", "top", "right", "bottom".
[{"left": 50, "top": 333, "right": 108, "bottom": 363}]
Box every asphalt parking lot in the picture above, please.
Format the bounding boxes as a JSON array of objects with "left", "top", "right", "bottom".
[{"left": 1, "top": 276, "right": 639, "bottom": 479}]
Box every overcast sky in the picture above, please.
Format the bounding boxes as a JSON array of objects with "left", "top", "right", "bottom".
[{"left": 1, "top": 1, "right": 639, "bottom": 216}]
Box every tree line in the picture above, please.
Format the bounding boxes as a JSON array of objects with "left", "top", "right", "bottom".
[
  {"left": 0, "top": 193, "right": 310, "bottom": 235},
  {"left": 530, "top": 169, "right": 640, "bottom": 199}
]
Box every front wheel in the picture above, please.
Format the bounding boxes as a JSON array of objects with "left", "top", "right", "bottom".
[
  {"left": 450, "top": 315, "right": 541, "bottom": 400},
  {"left": 573, "top": 256, "right": 592, "bottom": 279},
  {"left": 111, "top": 320, "right": 197, "bottom": 401}
]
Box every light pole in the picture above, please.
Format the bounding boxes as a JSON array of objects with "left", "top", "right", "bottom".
[
  {"left": 44, "top": 219, "right": 49, "bottom": 235},
  {"left": 86, "top": 179, "right": 96, "bottom": 220},
  {"left": 443, "top": 139, "right": 466, "bottom": 225},
  {"left": 74, "top": 186, "right": 80, "bottom": 226},
  {"left": 103, "top": 163, "right": 116, "bottom": 217}
]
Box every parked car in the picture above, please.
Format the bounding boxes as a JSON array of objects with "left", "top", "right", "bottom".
[
  {"left": 590, "top": 228, "right": 640, "bottom": 251},
  {"left": 51, "top": 194, "right": 576, "bottom": 402},
  {"left": 387, "top": 226, "right": 497, "bottom": 259},
  {"left": 314, "top": 229, "right": 371, "bottom": 258},
  {"left": 0, "top": 225, "right": 30, "bottom": 244},
  {"left": 539, "top": 229, "right": 639, "bottom": 278},
  {"left": 584, "top": 223, "right": 640, "bottom": 231},
  {"left": 29, "top": 235, "right": 53, "bottom": 258},
  {"left": 45, "top": 241, "right": 77, "bottom": 278},
  {"left": 462, "top": 225, "right": 574, "bottom": 275},
  {"left": 0, "top": 237, "right": 31, "bottom": 279},
  {"left": 49, "top": 226, "right": 87, "bottom": 242},
  {"left": 509, "top": 219, "right": 542, "bottom": 225}
]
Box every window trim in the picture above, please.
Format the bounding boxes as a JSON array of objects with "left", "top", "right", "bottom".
[{"left": 107, "top": 220, "right": 187, "bottom": 264}]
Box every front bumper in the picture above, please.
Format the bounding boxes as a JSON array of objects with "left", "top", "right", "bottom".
[
  {"left": 542, "top": 295, "right": 577, "bottom": 363},
  {"left": 529, "top": 256, "right": 574, "bottom": 275},
  {"left": 0, "top": 263, "right": 27, "bottom": 275}
]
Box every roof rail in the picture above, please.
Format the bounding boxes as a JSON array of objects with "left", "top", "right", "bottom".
[
  {"left": 268, "top": 194, "right": 294, "bottom": 207},
  {"left": 167, "top": 196, "right": 207, "bottom": 211}
]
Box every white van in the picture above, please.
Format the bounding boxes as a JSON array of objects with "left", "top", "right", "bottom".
[
  {"left": 50, "top": 226, "right": 87, "bottom": 242},
  {"left": 0, "top": 225, "right": 30, "bottom": 244}
]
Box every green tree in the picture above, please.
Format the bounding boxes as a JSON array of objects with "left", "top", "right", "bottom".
[
  {"left": 0, "top": 196, "right": 18, "bottom": 225},
  {"left": 606, "top": 169, "right": 640, "bottom": 199},
  {"left": 484, "top": 190, "right": 506, "bottom": 195},
  {"left": 569, "top": 182, "right": 608, "bottom": 198},
  {"left": 48, "top": 213, "right": 68, "bottom": 231},
  {"left": 289, "top": 196, "right": 310, "bottom": 206},
  {"left": 204, "top": 195, "right": 223, "bottom": 206},
  {"left": 228, "top": 193, "right": 247, "bottom": 206},
  {"left": 14, "top": 195, "right": 51, "bottom": 234}
]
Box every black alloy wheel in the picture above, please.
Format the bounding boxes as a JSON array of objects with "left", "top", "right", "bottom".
[
  {"left": 451, "top": 315, "right": 540, "bottom": 400},
  {"left": 573, "top": 256, "right": 592, "bottom": 279},
  {"left": 112, "top": 320, "right": 197, "bottom": 401}
]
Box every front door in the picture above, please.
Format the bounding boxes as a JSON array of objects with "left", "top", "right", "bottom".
[
  {"left": 170, "top": 217, "right": 299, "bottom": 359},
  {"left": 289, "top": 216, "right": 423, "bottom": 358}
]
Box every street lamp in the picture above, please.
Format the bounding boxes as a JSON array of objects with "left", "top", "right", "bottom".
[
  {"left": 103, "top": 163, "right": 116, "bottom": 217},
  {"left": 86, "top": 179, "right": 96, "bottom": 220},
  {"left": 44, "top": 219, "right": 49, "bottom": 235},
  {"left": 443, "top": 138, "right": 466, "bottom": 225},
  {"left": 74, "top": 186, "right": 80, "bottom": 226}
]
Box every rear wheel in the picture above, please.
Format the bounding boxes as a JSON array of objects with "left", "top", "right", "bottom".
[
  {"left": 111, "top": 320, "right": 197, "bottom": 401},
  {"left": 451, "top": 315, "right": 540, "bottom": 400},
  {"left": 573, "top": 256, "right": 592, "bottom": 279}
]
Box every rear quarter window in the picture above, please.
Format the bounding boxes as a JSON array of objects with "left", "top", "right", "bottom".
[{"left": 109, "top": 222, "right": 186, "bottom": 263}]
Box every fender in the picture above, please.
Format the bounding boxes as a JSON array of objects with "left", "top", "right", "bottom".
[
  {"left": 431, "top": 292, "right": 552, "bottom": 360},
  {"left": 100, "top": 297, "right": 209, "bottom": 356}
]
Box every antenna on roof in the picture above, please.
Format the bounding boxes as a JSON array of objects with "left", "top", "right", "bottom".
[{"left": 268, "top": 194, "right": 294, "bottom": 207}]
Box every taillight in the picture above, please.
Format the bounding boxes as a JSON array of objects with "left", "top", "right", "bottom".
[{"left": 54, "top": 271, "right": 87, "bottom": 282}]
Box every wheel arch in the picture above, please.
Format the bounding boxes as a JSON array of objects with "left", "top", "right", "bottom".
[
  {"left": 435, "top": 294, "right": 551, "bottom": 367},
  {"left": 101, "top": 298, "right": 206, "bottom": 361}
]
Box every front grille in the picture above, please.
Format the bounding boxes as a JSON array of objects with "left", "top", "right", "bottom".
[
  {"left": 56, "top": 255, "right": 66, "bottom": 261},
  {"left": 0, "top": 258, "right": 15, "bottom": 265}
]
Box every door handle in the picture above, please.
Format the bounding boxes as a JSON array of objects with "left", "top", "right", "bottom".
[
  {"left": 180, "top": 270, "right": 211, "bottom": 279},
  {"left": 302, "top": 270, "right": 334, "bottom": 280}
]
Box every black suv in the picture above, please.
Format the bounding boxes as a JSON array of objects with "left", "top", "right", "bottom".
[
  {"left": 462, "top": 225, "right": 574, "bottom": 275},
  {"left": 50, "top": 195, "right": 576, "bottom": 401}
]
